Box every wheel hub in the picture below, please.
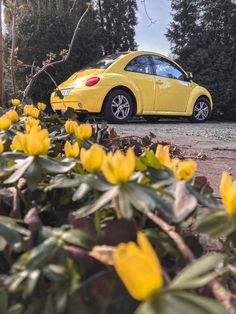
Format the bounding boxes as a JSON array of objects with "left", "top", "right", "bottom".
[{"left": 111, "top": 95, "right": 130, "bottom": 120}]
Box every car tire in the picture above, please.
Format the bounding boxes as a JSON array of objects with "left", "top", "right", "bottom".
[
  {"left": 103, "top": 89, "right": 134, "bottom": 124},
  {"left": 191, "top": 97, "right": 211, "bottom": 123}
]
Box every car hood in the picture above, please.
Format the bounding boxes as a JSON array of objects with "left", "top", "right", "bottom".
[{"left": 59, "top": 69, "right": 105, "bottom": 89}]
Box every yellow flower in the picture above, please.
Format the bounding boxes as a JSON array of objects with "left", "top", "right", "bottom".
[
  {"left": 102, "top": 148, "right": 135, "bottom": 184},
  {"left": 64, "top": 141, "right": 80, "bottom": 159},
  {"left": 24, "top": 117, "right": 41, "bottom": 133},
  {"left": 220, "top": 172, "right": 236, "bottom": 215},
  {"left": 11, "top": 99, "right": 21, "bottom": 106},
  {"left": 6, "top": 110, "right": 19, "bottom": 123},
  {"left": 23, "top": 105, "right": 40, "bottom": 119},
  {"left": 37, "top": 102, "right": 47, "bottom": 111},
  {"left": 173, "top": 160, "right": 197, "bottom": 181},
  {"left": 114, "top": 232, "right": 163, "bottom": 301},
  {"left": 0, "top": 137, "right": 4, "bottom": 154},
  {"left": 65, "top": 120, "right": 79, "bottom": 135},
  {"left": 0, "top": 115, "right": 11, "bottom": 130},
  {"left": 155, "top": 145, "right": 172, "bottom": 168},
  {"left": 156, "top": 145, "right": 196, "bottom": 181},
  {"left": 80, "top": 144, "right": 106, "bottom": 174},
  {"left": 11, "top": 132, "right": 25, "bottom": 151},
  {"left": 11, "top": 129, "right": 50, "bottom": 156},
  {"left": 74, "top": 124, "right": 92, "bottom": 141}
]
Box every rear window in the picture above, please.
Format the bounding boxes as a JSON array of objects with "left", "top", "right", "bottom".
[{"left": 84, "top": 53, "right": 129, "bottom": 69}]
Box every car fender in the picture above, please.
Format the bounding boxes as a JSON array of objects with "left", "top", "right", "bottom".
[
  {"left": 186, "top": 85, "right": 213, "bottom": 115},
  {"left": 99, "top": 74, "right": 143, "bottom": 114}
]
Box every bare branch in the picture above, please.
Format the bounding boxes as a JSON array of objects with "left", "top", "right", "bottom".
[
  {"left": 141, "top": 0, "right": 157, "bottom": 26},
  {"left": 22, "top": 3, "right": 92, "bottom": 101}
]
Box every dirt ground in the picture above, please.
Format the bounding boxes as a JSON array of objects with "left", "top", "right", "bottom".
[{"left": 112, "top": 120, "right": 236, "bottom": 196}]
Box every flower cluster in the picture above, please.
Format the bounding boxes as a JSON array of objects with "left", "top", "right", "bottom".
[
  {"left": 156, "top": 144, "right": 197, "bottom": 181},
  {"left": 11, "top": 128, "right": 50, "bottom": 156},
  {"left": 23, "top": 105, "right": 40, "bottom": 118}
]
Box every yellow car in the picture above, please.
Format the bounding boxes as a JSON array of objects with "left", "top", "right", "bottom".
[{"left": 50, "top": 51, "right": 213, "bottom": 123}]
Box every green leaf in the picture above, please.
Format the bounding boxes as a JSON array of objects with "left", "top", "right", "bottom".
[
  {"left": 136, "top": 291, "right": 228, "bottom": 314},
  {"left": 72, "top": 183, "right": 91, "bottom": 201},
  {"left": 0, "top": 223, "right": 22, "bottom": 246},
  {"left": 2, "top": 152, "right": 27, "bottom": 161},
  {"left": 0, "top": 288, "right": 8, "bottom": 313},
  {"left": 26, "top": 159, "right": 43, "bottom": 191},
  {"left": 26, "top": 237, "right": 62, "bottom": 269},
  {"left": 43, "top": 264, "right": 67, "bottom": 283},
  {"left": 125, "top": 183, "right": 171, "bottom": 215},
  {"left": 38, "top": 156, "right": 75, "bottom": 173},
  {"left": 6, "top": 303, "right": 23, "bottom": 314},
  {"left": 46, "top": 175, "right": 81, "bottom": 190},
  {"left": 23, "top": 270, "right": 41, "bottom": 299},
  {"left": 169, "top": 254, "right": 224, "bottom": 289},
  {"left": 4, "top": 156, "right": 34, "bottom": 184},
  {"left": 74, "top": 186, "right": 119, "bottom": 219},
  {"left": 118, "top": 187, "right": 134, "bottom": 219},
  {"left": 62, "top": 229, "right": 95, "bottom": 249},
  {"left": 196, "top": 211, "right": 236, "bottom": 238}
]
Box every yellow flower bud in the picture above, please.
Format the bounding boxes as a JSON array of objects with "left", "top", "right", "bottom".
[
  {"left": 0, "top": 137, "right": 4, "bottom": 154},
  {"left": 156, "top": 144, "right": 172, "bottom": 168},
  {"left": 220, "top": 172, "right": 236, "bottom": 215},
  {"left": 0, "top": 115, "right": 12, "bottom": 130},
  {"left": 24, "top": 117, "right": 41, "bottom": 133},
  {"left": 37, "top": 102, "right": 47, "bottom": 111},
  {"left": 174, "top": 160, "right": 197, "bottom": 181},
  {"left": 11, "top": 99, "right": 21, "bottom": 106},
  {"left": 11, "top": 132, "right": 25, "bottom": 152},
  {"left": 23, "top": 105, "right": 40, "bottom": 119},
  {"left": 80, "top": 144, "right": 106, "bottom": 174},
  {"left": 102, "top": 148, "right": 135, "bottom": 184},
  {"left": 6, "top": 110, "right": 19, "bottom": 123},
  {"left": 64, "top": 141, "right": 80, "bottom": 159},
  {"left": 156, "top": 145, "right": 196, "bottom": 181},
  {"left": 114, "top": 232, "right": 163, "bottom": 301},
  {"left": 74, "top": 124, "right": 92, "bottom": 141},
  {"left": 65, "top": 120, "right": 79, "bottom": 135}
]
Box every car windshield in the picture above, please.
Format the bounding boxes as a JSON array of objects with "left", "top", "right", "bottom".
[{"left": 84, "top": 53, "right": 129, "bottom": 69}]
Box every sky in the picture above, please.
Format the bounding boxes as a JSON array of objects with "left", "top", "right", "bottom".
[{"left": 136, "top": 0, "right": 171, "bottom": 56}]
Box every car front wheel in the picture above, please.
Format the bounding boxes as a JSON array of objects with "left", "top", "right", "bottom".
[
  {"left": 191, "top": 97, "right": 211, "bottom": 123},
  {"left": 103, "top": 90, "right": 134, "bottom": 123}
]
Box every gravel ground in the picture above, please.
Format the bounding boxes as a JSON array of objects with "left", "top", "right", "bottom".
[{"left": 111, "top": 120, "right": 236, "bottom": 195}]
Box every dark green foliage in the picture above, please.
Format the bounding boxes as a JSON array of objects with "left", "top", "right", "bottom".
[
  {"left": 4, "top": 0, "right": 137, "bottom": 103},
  {"left": 167, "top": 0, "right": 236, "bottom": 116}
]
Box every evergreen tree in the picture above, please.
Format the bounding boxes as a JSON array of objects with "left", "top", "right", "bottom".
[
  {"left": 97, "top": 0, "right": 138, "bottom": 54},
  {"left": 167, "top": 0, "right": 236, "bottom": 115}
]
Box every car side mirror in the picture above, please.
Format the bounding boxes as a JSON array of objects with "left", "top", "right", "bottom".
[{"left": 186, "top": 72, "right": 193, "bottom": 81}]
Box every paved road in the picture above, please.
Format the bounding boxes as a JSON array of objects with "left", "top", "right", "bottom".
[{"left": 111, "top": 120, "right": 236, "bottom": 194}]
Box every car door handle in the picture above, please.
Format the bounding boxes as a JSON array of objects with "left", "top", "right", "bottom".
[{"left": 156, "top": 80, "right": 163, "bottom": 85}]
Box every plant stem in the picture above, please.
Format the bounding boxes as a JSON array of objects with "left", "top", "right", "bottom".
[
  {"left": 112, "top": 196, "right": 122, "bottom": 220},
  {"left": 223, "top": 237, "right": 230, "bottom": 283}
]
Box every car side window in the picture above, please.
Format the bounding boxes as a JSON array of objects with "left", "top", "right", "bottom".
[
  {"left": 125, "top": 56, "right": 153, "bottom": 75},
  {"left": 151, "top": 56, "right": 186, "bottom": 81}
]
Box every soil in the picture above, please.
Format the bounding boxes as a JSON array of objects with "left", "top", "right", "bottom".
[{"left": 112, "top": 119, "right": 236, "bottom": 196}]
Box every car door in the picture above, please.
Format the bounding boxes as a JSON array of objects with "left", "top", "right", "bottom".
[
  {"left": 151, "top": 55, "right": 192, "bottom": 113},
  {"left": 124, "top": 55, "right": 155, "bottom": 112}
]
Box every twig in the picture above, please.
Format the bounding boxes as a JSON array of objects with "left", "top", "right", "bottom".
[
  {"left": 10, "top": 0, "right": 17, "bottom": 97},
  {"left": 22, "top": 3, "right": 92, "bottom": 101},
  {"left": 147, "top": 211, "right": 195, "bottom": 262},
  {"left": 147, "top": 210, "right": 236, "bottom": 314}
]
